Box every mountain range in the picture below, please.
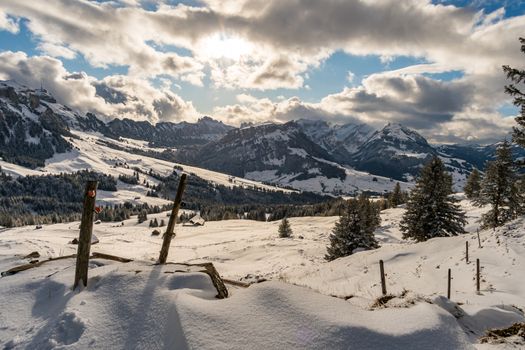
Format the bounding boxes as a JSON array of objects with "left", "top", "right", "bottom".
[{"left": 0, "top": 80, "right": 520, "bottom": 194}]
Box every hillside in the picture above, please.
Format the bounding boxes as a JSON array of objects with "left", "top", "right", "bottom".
[
  {"left": 1, "top": 198, "right": 524, "bottom": 348},
  {"left": 2, "top": 80, "right": 518, "bottom": 197}
]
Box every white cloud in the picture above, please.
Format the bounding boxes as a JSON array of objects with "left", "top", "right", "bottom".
[
  {"left": 37, "top": 42, "right": 77, "bottom": 59},
  {"left": 347, "top": 71, "right": 355, "bottom": 83},
  {"left": 0, "top": 9, "right": 18, "bottom": 33},
  {"left": 0, "top": 51, "right": 199, "bottom": 123},
  {"left": 0, "top": 0, "right": 522, "bottom": 142}
]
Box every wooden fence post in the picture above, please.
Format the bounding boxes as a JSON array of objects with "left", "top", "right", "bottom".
[
  {"left": 476, "top": 258, "right": 480, "bottom": 293},
  {"left": 477, "top": 229, "right": 482, "bottom": 248},
  {"left": 74, "top": 180, "right": 98, "bottom": 289},
  {"left": 447, "top": 268, "right": 451, "bottom": 299},
  {"left": 465, "top": 241, "right": 469, "bottom": 263},
  {"left": 379, "top": 259, "right": 387, "bottom": 296},
  {"left": 158, "top": 173, "right": 187, "bottom": 264}
]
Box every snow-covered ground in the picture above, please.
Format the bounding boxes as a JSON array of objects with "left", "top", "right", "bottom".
[
  {"left": 0, "top": 130, "right": 296, "bottom": 207},
  {"left": 1, "top": 199, "right": 524, "bottom": 349}
]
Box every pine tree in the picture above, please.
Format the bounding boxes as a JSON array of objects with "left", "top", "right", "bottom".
[
  {"left": 137, "top": 210, "right": 148, "bottom": 224},
  {"left": 358, "top": 193, "right": 381, "bottom": 232},
  {"left": 478, "top": 141, "right": 522, "bottom": 228},
  {"left": 400, "top": 156, "right": 466, "bottom": 241},
  {"left": 389, "top": 182, "right": 404, "bottom": 207},
  {"left": 464, "top": 169, "right": 482, "bottom": 200},
  {"left": 504, "top": 38, "right": 525, "bottom": 148},
  {"left": 325, "top": 199, "right": 379, "bottom": 261},
  {"left": 278, "top": 218, "right": 293, "bottom": 238}
]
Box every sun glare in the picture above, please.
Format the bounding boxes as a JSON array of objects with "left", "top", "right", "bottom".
[{"left": 199, "top": 33, "right": 252, "bottom": 60}]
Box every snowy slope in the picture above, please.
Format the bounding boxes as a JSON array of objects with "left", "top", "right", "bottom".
[
  {"left": 0, "top": 129, "right": 296, "bottom": 207},
  {"left": 1, "top": 198, "right": 524, "bottom": 348},
  {"left": 0, "top": 259, "right": 472, "bottom": 349}
]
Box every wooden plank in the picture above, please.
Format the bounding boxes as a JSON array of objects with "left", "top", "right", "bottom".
[
  {"left": 1, "top": 255, "right": 76, "bottom": 277},
  {"left": 91, "top": 252, "right": 133, "bottom": 263}
]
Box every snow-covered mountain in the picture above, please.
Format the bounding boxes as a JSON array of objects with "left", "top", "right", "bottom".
[
  {"left": 104, "top": 116, "right": 234, "bottom": 147},
  {"left": 178, "top": 121, "right": 408, "bottom": 195},
  {"left": 180, "top": 122, "right": 345, "bottom": 181},
  {"left": 1, "top": 79, "right": 517, "bottom": 195},
  {"left": 0, "top": 81, "right": 75, "bottom": 168},
  {"left": 349, "top": 123, "right": 437, "bottom": 180},
  {"left": 294, "top": 119, "right": 374, "bottom": 163}
]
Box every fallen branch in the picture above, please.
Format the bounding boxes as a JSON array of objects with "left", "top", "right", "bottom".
[
  {"left": 1, "top": 252, "right": 133, "bottom": 277},
  {"left": 222, "top": 278, "right": 251, "bottom": 288},
  {"left": 91, "top": 252, "right": 133, "bottom": 263},
  {"left": 1, "top": 254, "right": 76, "bottom": 277},
  {"left": 163, "top": 262, "right": 229, "bottom": 299}
]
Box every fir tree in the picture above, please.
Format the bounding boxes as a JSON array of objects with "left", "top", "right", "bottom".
[
  {"left": 400, "top": 156, "right": 466, "bottom": 241},
  {"left": 278, "top": 217, "right": 293, "bottom": 238},
  {"left": 504, "top": 38, "right": 525, "bottom": 149},
  {"left": 388, "top": 182, "right": 404, "bottom": 207},
  {"left": 325, "top": 199, "right": 379, "bottom": 261},
  {"left": 464, "top": 169, "right": 482, "bottom": 200},
  {"left": 478, "top": 141, "right": 522, "bottom": 228},
  {"left": 137, "top": 210, "right": 148, "bottom": 224},
  {"left": 358, "top": 193, "right": 381, "bottom": 232}
]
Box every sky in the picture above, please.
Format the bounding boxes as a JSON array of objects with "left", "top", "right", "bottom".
[{"left": 0, "top": 0, "right": 524, "bottom": 144}]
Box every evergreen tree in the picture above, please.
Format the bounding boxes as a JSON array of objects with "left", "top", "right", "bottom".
[
  {"left": 278, "top": 217, "right": 293, "bottom": 238},
  {"left": 464, "top": 169, "right": 482, "bottom": 200},
  {"left": 400, "top": 156, "right": 466, "bottom": 241},
  {"left": 137, "top": 210, "right": 148, "bottom": 224},
  {"left": 504, "top": 38, "right": 525, "bottom": 149},
  {"left": 358, "top": 193, "right": 381, "bottom": 232},
  {"left": 478, "top": 141, "right": 522, "bottom": 228},
  {"left": 388, "top": 182, "right": 404, "bottom": 207},
  {"left": 325, "top": 199, "right": 379, "bottom": 261}
]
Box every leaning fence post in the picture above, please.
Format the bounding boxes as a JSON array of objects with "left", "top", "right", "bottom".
[
  {"left": 74, "top": 180, "right": 98, "bottom": 289},
  {"left": 158, "top": 173, "right": 187, "bottom": 264},
  {"left": 476, "top": 258, "right": 480, "bottom": 293},
  {"left": 447, "top": 268, "right": 451, "bottom": 299},
  {"left": 465, "top": 241, "right": 469, "bottom": 263},
  {"left": 379, "top": 259, "right": 387, "bottom": 296}
]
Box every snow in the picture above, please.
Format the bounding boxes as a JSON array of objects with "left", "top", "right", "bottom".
[
  {"left": 245, "top": 162, "right": 411, "bottom": 195},
  {"left": 1, "top": 198, "right": 523, "bottom": 348},
  {"left": 0, "top": 130, "right": 295, "bottom": 207}
]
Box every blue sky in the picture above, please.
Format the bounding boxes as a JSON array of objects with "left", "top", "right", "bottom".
[{"left": 0, "top": 0, "right": 523, "bottom": 143}]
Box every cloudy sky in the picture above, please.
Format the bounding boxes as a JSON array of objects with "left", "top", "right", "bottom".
[{"left": 0, "top": 0, "right": 524, "bottom": 143}]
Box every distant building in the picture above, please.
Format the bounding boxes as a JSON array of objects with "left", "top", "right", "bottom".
[{"left": 187, "top": 214, "right": 205, "bottom": 226}]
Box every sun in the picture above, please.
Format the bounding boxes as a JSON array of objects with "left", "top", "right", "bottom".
[{"left": 199, "top": 33, "right": 252, "bottom": 60}]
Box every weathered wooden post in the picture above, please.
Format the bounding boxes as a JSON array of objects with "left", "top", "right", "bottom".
[
  {"left": 447, "top": 268, "right": 451, "bottom": 299},
  {"left": 477, "top": 229, "right": 482, "bottom": 248},
  {"left": 465, "top": 241, "right": 469, "bottom": 263},
  {"left": 379, "top": 259, "right": 387, "bottom": 296},
  {"left": 74, "top": 180, "right": 98, "bottom": 289},
  {"left": 158, "top": 173, "right": 187, "bottom": 264},
  {"left": 476, "top": 258, "right": 480, "bottom": 293}
]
